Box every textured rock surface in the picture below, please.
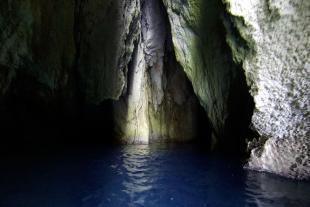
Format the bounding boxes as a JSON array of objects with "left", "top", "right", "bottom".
[
  {"left": 1, "top": 0, "right": 308, "bottom": 179},
  {"left": 162, "top": 0, "right": 254, "bottom": 149},
  {"left": 76, "top": 0, "right": 140, "bottom": 103},
  {"left": 114, "top": 0, "right": 200, "bottom": 144},
  {"left": 0, "top": 0, "right": 139, "bottom": 103},
  {"left": 0, "top": 0, "right": 75, "bottom": 99},
  {"left": 225, "top": 0, "right": 310, "bottom": 179},
  {"left": 0, "top": 0, "right": 142, "bottom": 146}
]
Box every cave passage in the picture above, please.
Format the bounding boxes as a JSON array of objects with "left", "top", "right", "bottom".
[
  {"left": 113, "top": 0, "right": 212, "bottom": 145},
  {"left": 0, "top": 0, "right": 309, "bottom": 206}
]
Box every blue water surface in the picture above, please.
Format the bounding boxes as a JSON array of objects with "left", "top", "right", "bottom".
[{"left": 0, "top": 144, "right": 309, "bottom": 207}]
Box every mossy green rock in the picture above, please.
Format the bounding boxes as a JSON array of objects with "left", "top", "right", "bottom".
[{"left": 163, "top": 0, "right": 252, "bottom": 148}]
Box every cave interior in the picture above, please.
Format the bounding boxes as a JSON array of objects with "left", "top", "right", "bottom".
[{"left": 0, "top": 0, "right": 309, "bottom": 206}]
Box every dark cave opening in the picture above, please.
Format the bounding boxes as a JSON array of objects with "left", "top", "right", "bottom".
[
  {"left": 160, "top": 0, "right": 212, "bottom": 146},
  {"left": 0, "top": 1, "right": 309, "bottom": 206},
  {"left": 0, "top": 0, "right": 254, "bottom": 156},
  {"left": 112, "top": 0, "right": 213, "bottom": 145},
  {"left": 0, "top": 72, "right": 117, "bottom": 155},
  {"left": 194, "top": 0, "right": 256, "bottom": 154}
]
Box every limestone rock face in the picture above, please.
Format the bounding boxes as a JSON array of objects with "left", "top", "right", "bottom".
[
  {"left": 162, "top": 0, "right": 253, "bottom": 149},
  {"left": 114, "top": 0, "right": 200, "bottom": 144},
  {"left": 225, "top": 0, "right": 310, "bottom": 179}
]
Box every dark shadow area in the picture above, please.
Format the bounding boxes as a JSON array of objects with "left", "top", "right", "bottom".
[
  {"left": 161, "top": 0, "right": 212, "bottom": 146},
  {"left": 197, "top": 0, "right": 256, "bottom": 155},
  {"left": 0, "top": 0, "right": 252, "bottom": 157},
  {"left": 1, "top": 144, "right": 309, "bottom": 207},
  {"left": 0, "top": 1, "right": 309, "bottom": 206},
  {"left": 0, "top": 71, "right": 117, "bottom": 156},
  {"left": 224, "top": 62, "right": 257, "bottom": 155}
]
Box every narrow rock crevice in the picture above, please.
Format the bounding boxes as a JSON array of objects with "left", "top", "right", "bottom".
[
  {"left": 162, "top": 0, "right": 256, "bottom": 153},
  {"left": 114, "top": 0, "right": 211, "bottom": 144}
]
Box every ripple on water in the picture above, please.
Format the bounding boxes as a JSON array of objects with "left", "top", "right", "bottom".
[{"left": 0, "top": 144, "right": 309, "bottom": 207}]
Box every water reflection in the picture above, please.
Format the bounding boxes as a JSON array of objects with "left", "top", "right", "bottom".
[
  {"left": 1, "top": 145, "right": 310, "bottom": 207},
  {"left": 120, "top": 145, "right": 155, "bottom": 206},
  {"left": 245, "top": 171, "right": 310, "bottom": 207}
]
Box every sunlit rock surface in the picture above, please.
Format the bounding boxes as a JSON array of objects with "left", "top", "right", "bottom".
[
  {"left": 114, "top": 0, "right": 199, "bottom": 144},
  {"left": 225, "top": 0, "right": 310, "bottom": 179},
  {"left": 162, "top": 0, "right": 253, "bottom": 149}
]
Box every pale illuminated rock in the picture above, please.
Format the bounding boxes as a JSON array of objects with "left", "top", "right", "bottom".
[
  {"left": 114, "top": 0, "right": 199, "bottom": 144},
  {"left": 225, "top": 0, "right": 310, "bottom": 179}
]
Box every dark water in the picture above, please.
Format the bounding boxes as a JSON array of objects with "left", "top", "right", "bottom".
[{"left": 0, "top": 144, "right": 309, "bottom": 207}]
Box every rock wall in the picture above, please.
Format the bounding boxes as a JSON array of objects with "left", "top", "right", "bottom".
[
  {"left": 0, "top": 0, "right": 139, "bottom": 104},
  {"left": 0, "top": 0, "right": 75, "bottom": 100},
  {"left": 163, "top": 0, "right": 309, "bottom": 179},
  {"left": 114, "top": 0, "right": 201, "bottom": 144},
  {"left": 0, "top": 0, "right": 141, "bottom": 146},
  {"left": 162, "top": 0, "right": 254, "bottom": 150},
  {"left": 76, "top": 0, "right": 140, "bottom": 103},
  {"left": 225, "top": 0, "right": 310, "bottom": 179},
  {"left": 1, "top": 0, "right": 308, "bottom": 178},
  {"left": 0, "top": 0, "right": 201, "bottom": 144}
]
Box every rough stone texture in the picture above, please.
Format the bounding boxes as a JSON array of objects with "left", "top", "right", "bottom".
[
  {"left": 0, "top": 0, "right": 142, "bottom": 147},
  {"left": 142, "top": 0, "right": 166, "bottom": 108},
  {"left": 0, "top": 0, "right": 140, "bottom": 104},
  {"left": 2, "top": 0, "right": 308, "bottom": 179},
  {"left": 162, "top": 0, "right": 253, "bottom": 149},
  {"left": 114, "top": 0, "right": 200, "bottom": 144},
  {"left": 225, "top": 0, "right": 310, "bottom": 179},
  {"left": 0, "top": 0, "right": 75, "bottom": 100},
  {"left": 76, "top": 0, "right": 140, "bottom": 103}
]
